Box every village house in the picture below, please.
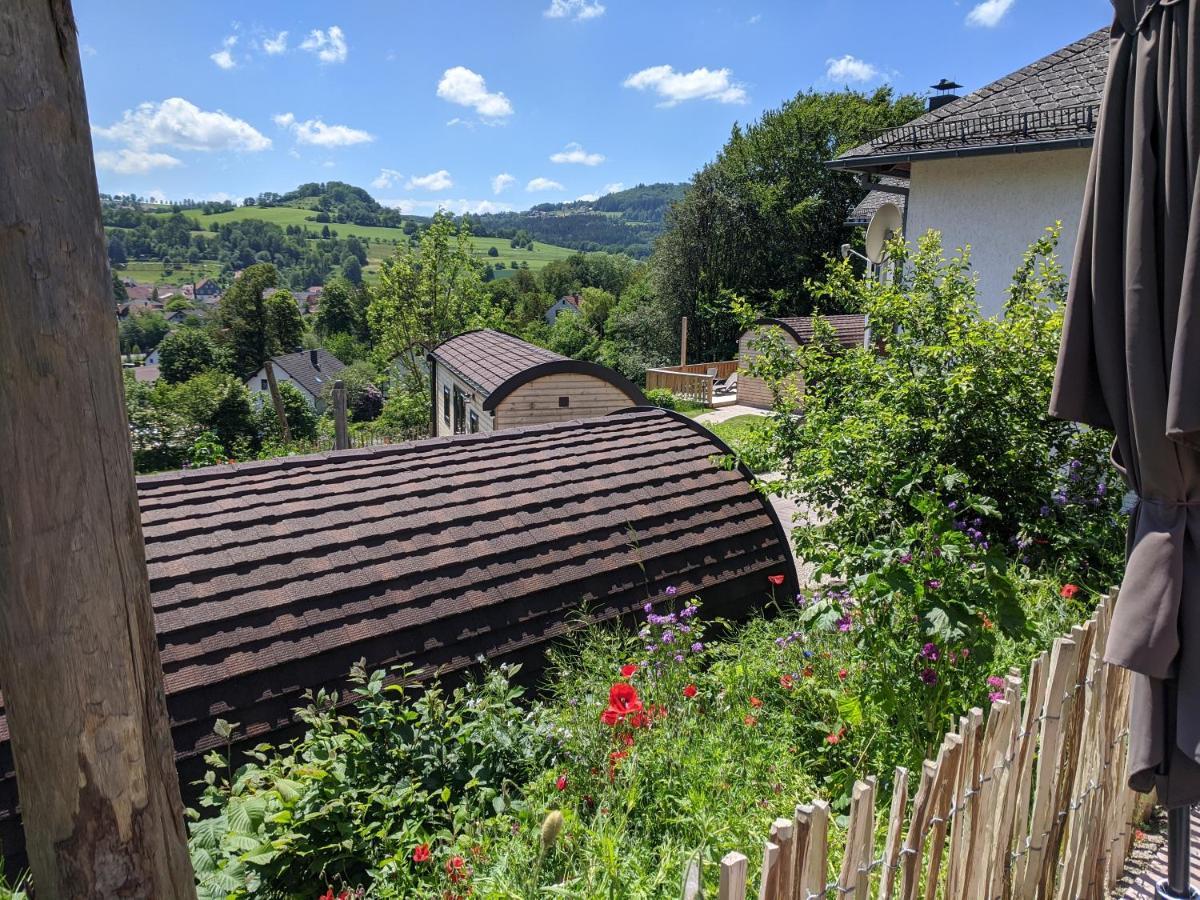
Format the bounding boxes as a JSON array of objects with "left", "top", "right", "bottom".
[
  {"left": 428, "top": 329, "right": 645, "bottom": 436},
  {"left": 737, "top": 314, "right": 869, "bottom": 409},
  {"left": 830, "top": 29, "right": 1107, "bottom": 316},
  {"left": 192, "top": 277, "right": 221, "bottom": 301},
  {"left": 545, "top": 293, "right": 582, "bottom": 325},
  {"left": 0, "top": 408, "right": 796, "bottom": 867},
  {"left": 245, "top": 348, "right": 345, "bottom": 411}
]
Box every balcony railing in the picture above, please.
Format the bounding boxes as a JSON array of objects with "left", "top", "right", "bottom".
[{"left": 645, "top": 361, "right": 739, "bottom": 407}]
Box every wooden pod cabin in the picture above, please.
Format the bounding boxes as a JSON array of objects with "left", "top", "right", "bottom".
[
  {"left": 428, "top": 329, "right": 646, "bottom": 436},
  {"left": 0, "top": 408, "right": 795, "bottom": 868},
  {"left": 737, "top": 314, "right": 870, "bottom": 409}
]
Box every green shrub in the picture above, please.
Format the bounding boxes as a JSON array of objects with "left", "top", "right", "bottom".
[
  {"left": 255, "top": 381, "right": 318, "bottom": 444},
  {"left": 643, "top": 388, "right": 676, "bottom": 410}
]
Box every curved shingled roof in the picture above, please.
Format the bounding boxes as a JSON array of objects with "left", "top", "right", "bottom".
[
  {"left": 753, "top": 315, "right": 868, "bottom": 349},
  {"left": 430, "top": 328, "right": 646, "bottom": 411},
  {"left": 0, "top": 408, "right": 792, "bottom": 865}
]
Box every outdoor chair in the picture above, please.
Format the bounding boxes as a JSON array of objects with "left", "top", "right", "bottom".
[{"left": 715, "top": 372, "right": 738, "bottom": 395}]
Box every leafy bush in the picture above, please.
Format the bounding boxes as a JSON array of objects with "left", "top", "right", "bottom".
[
  {"left": 158, "top": 329, "right": 218, "bottom": 384},
  {"left": 190, "top": 663, "right": 552, "bottom": 900},
  {"left": 643, "top": 388, "right": 676, "bottom": 410},
  {"left": 255, "top": 381, "right": 318, "bottom": 444}
]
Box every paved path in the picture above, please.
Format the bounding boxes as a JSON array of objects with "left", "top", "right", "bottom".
[
  {"left": 1115, "top": 807, "right": 1200, "bottom": 897},
  {"left": 692, "top": 404, "right": 770, "bottom": 427}
]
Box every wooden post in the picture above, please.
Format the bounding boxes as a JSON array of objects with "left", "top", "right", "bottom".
[
  {"left": 680, "top": 316, "right": 689, "bottom": 367},
  {"left": 0, "top": 1, "right": 197, "bottom": 896},
  {"left": 332, "top": 379, "right": 350, "bottom": 450},
  {"left": 719, "top": 851, "right": 749, "bottom": 900}
]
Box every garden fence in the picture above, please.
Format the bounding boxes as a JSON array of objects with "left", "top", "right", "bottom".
[{"left": 712, "top": 590, "right": 1140, "bottom": 900}]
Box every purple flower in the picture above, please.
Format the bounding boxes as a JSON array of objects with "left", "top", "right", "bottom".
[
  {"left": 1069, "top": 459, "right": 1082, "bottom": 470},
  {"left": 898, "top": 552, "right": 913, "bottom": 565},
  {"left": 836, "top": 615, "right": 853, "bottom": 633},
  {"left": 643, "top": 603, "right": 653, "bottom": 614},
  {"left": 1040, "top": 505, "right": 1052, "bottom": 517},
  {"left": 665, "top": 585, "right": 678, "bottom": 596},
  {"left": 986, "top": 675, "right": 1005, "bottom": 689},
  {"left": 948, "top": 501, "right": 959, "bottom": 511},
  {"left": 989, "top": 691, "right": 1005, "bottom": 703},
  {"left": 662, "top": 630, "right": 675, "bottom": 644},
  {"left": 921, "top": 642, "right": 940, "bottom": 661},
  {"left": 920, "top": 668, "right": 939, "bottom": 686},
  {"left": 926, "top": 579, "right": 942, "bottom": 591},
  {"left": 1097, "top": 482, "right": 1108, "bottom": 497},
  {"left": 674, "top": 654, "right": 684, "bottom": 663},
  {"left": 691, "top": 642, "right": 704, "bottom": 653}
]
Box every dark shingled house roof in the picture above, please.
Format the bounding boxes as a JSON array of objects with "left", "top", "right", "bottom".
[
  {"left": 846, "top": 176, "right": 909, "bottom": 227},
  {"left": 831, "top": 28, "right": 1109, "bottom": 175},
  {"left": 268, "top": 348, "right": 345, "bottom": 399},
  {"left": 0, "top": 408, "right": 792, "bottom": 865},
  {"left": 430, "top": 329, "right": 645, "bottom": 411},
  {"left": 754, "top": 314, "right": 869, "bottom": 349}
]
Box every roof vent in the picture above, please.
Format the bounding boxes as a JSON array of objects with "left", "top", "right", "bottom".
[{"left": 929, "top": 79, "right": 963, "bottom": 112}]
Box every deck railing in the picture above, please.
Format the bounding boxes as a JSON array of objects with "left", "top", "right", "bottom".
[
  {"left": 646, "top": 361, "right": 739, "bottom": 407},
  {"left": 711, "top": 590, "right": 1141, "bottom": 900}
]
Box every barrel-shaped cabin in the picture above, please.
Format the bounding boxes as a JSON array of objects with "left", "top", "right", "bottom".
[
  {"left": 0, "top": 408, "right": 795, "bottom": 868},
  {"left": 428, "top": 329, "right": 646, "bottom": 436},
  {"left": 737, "top": 314, "right": 870, "bottom": 409}
]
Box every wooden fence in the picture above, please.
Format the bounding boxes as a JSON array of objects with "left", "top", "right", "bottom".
[
  {"left": 714, "top": 591, "right": 1140, "bottom": 900},
  {"left": 646, "top": 361, "right": 739, "bottom": 407}
]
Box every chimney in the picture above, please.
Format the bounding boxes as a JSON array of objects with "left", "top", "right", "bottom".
[
  {"left": 929, "top": 79, "right": 963, "bottom": 112},
  {"left": 310, "top": 348, "right": 320, "bottom": 370}
]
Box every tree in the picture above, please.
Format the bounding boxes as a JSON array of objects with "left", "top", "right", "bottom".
[
  {"left": 652, "top": 87, "right": 924, "bottom": 359},
  {"left": 341, "top": 254, "right": 363, "bottom": 285},
  {"left": 0, "top": 0, "right": 196, "bottom": 891},
  {"left": 218, "top": 263, "right": 299, "bottom": 441},
  {"left": 320, "top": 360, "right": 383, "bottom": 422},
  {"left": 169, "top": 371, "right": 256, "bottom": 452},
  {"left": 256, "top": 381, "right": 318, "bottom": 443},
  {"left": 367, "top": 214, "right": 487, "bottom": 393},
  {"left": 547, "top": 307, "right": 599, "bottom": 360},
  {"left": 112, "top": 271, "right": 129, "bottom": 303},
  {"left": 158, "top": 329, "right": 217, "bottom": 384},
  {"left": 487, "top": 246, "right": 499, "bottom": 257},
  {"left": 315, "top": 277, "right": 363, "bottom": 338},
  {"left": 579, "top": 286, "right": 616, "bottom": 336},
  {"left": 119, "top": 309, "right": 170, "bottom": 353},
  {"left": 598, "top": 276, "right": 676, "bottom": 382}
]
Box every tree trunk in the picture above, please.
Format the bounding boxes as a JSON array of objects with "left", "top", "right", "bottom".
[
  {"left": 0, "top": 1, "right": 197, "bottom": 896},
  {"left": 263, "top": 360, "right": 292, "bottom": 443}
]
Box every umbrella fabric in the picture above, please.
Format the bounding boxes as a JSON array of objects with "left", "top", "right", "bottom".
[{"left": 1052, "top": 0, "right": 1200, "bottom": 807}]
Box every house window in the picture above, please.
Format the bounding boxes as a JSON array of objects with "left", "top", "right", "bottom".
[
  {"left": 260, "top": 379, "right": 268, "bottom": 391},
  {"left": 558, "top": 396, "right": 570, "bottom": 408},
  {"left": 442, "top": 385, "right": 451, "bottom": 423},
  {"left": 469, "top": 410, "right": 479, "bottom": 433},
  {"left": 452, "top": 386, "right": 467, "bottom": 434}
]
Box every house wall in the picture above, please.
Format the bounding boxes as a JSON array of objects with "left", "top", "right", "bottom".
[
  {"left": 432, "top": 361, "right": 493, "bottom": 437},
  {"left": 245, "top": 367, "right": 319, "bottom": 410},
  {"left": 737, "top": 329, "right": 802, "bottom": 410},
  {"left": 906, "top": 148, "right": 1091, "bottom": 317},
  {"left": 493, "top": 374, "right": 634, "bottom": 429}
]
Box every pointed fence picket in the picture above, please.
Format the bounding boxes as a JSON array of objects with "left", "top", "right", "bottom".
[{"left": 716, "top": 590, "right": 1141, "bottom": 900}]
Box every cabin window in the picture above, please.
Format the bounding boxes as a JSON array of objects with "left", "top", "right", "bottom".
[
  {"left": 442, "top": 385, "right": 451, "bottom": 423},
  {"left": 558, "top": 396, "right": 570, "bottom": 408},
  {"left": 260, "top": 379, "right": 268, "bottom": 391},
  {"left": 453, "top": 386, "right": 467, "bottom": 435},
  {"left": 469, "top": 410, "right": 479, "bottom": 433}
]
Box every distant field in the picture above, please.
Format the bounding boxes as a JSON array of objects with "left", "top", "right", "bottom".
[{"left": 117, "top": 260, "right": 223, "bottom": 284}]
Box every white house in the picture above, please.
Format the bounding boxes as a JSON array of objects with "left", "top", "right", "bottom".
[
  {"left": 245, "top": 348, "right": 345, "bottom": 411},
  {"left": 545, "top": 294, "right": 581, "bottom": 326},
  {"left": 830, "top": 29, "right": 1107, "bottom": 316}
]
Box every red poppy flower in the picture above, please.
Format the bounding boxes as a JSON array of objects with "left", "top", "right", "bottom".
[
  {"left": 629, "top": 710, "right": 650, "bottom": 729},
  {"left": 320, "top": 891, "right": 334, "bottom": 900},
  {"left": 600, "top": 681, "right": 643, "bottom": 725},
  {"left": 412, "top": 843, "right": 431, "bottom": 863},
  {"left": 608, "top": 750, "right": 628, "bottom": 779},
  {"left": 749, "top": 696, "right": 763, "bottom": 709},
  {"left": 802, "top": 666, "right": 814, "bottom": 678},
  {"left": 683, "top": 683, "right": 698, "bottom": 698},
  {"left": 555, "top": 773, "right": 568, "bottom": 791},
  {"left": 767, "top": 574, "right": 786, "bottom": 586},
  {"left": 621, "top": 731, "right": 635, "bottom": 747},
  {"left": 448, "top": 855, "right": 465, "bottom": 871},
  {"left": 744, "top": 714, "right": 758, "bottom": 727},
  {"left": 779, "top": 675, "right": 795, "bottom": 690},
  {"left": 620, "top": 664, "right": 638, "bottom": 678},
  {"left": 838, "top": 668, "right": 849, "bottom": 681},
  {"left": 1060, "top": 584, "right": 1080, "bottom": 599},
  {"left": 826, "top": 730, "right": 842, "bottom": 745}
]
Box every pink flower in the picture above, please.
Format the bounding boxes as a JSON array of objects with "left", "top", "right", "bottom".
[{"left": 555, "top": 773, "right": 568, "bottom": 791}]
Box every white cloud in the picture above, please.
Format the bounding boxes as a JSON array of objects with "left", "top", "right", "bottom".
[
  {"left": 406, "top": 169, "right": 454, "bottom": 191},
  {"left": 94, "top": 148, "right": 183, "bottom": 175},
  {"left": 262, "top": 31, "right": 288, "bottom": 54},
  {"left": 210, "top": 35, "right": 237, "bottom": 70},
  {"left": 94, "top": 98, "right": 271, "bottom": 152},
  {"left": 437, "top": 67, "right": 513, "bottom": 119},
  {"left": 146, "top": 189, "right": 169, "bottom": 204},
  {"left": 825, "top": 55, "right": 882, "bottom": 83},
  {"left": 527, "top": 177, "right": 565, "bottom": 192},
  {"left": 492, "top": 172, "right": 516, "bottom": 194},
  {"left": 544, "top": 0, "right": 606, "bottom": 20},
  {"left": 966, "top": 0, "right": 1015, "bottom": 27},
  {"left": 601, "top": 182, "right": 624, "bottom": 195},
  {"left": 274, "top": 112, "right": 373, "bottom": 147},
  {"left": 300, "top": 25, "right": 348, "bottom": 63},
  {"left": 550, "top": 142, "right": 605, "bottom": 166},
  {"left": 577, "top": 193, "right": 599, "bottom": 202},
  {"left": 384, "top": 198, "right": 515, "bottom": 215},
  {"left": 371, "top": 168, "right": 403, "bottom": 189},
  {"left": 747, "top": 14, "right": 762, "bottom": 25},
  {"left": 623, "top": 65, "right": 747, "bottom": 106},
  {"left": 82, "top": 44, "right": 98, "bottom": 56}
]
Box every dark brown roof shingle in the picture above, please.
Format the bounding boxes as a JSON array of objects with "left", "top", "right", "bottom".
[
  {"left": 756, "top": 314, "right": 869, "bottom": 348},
  {"left": 0, "top": 408, "right": 792, "bottom": 866},
  {"left": 432, "top": 329, "right": 566, "bottom": 396}
]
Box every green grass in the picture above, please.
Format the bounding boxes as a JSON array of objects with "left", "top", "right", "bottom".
[
  {"left": 116, "top": 260, "right": 223, "bottom": 285},
  {"left": 704, "top": 414, "right": 777, "bottom": 472}
]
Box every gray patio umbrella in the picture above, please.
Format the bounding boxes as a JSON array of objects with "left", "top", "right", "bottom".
[{"left": 1051, "top": 0, "right": 1200, "bottom": 894}]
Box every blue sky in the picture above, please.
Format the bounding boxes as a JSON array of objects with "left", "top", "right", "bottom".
[{"left": 77, "top": 0, "right": 1111, "bottom": 213}]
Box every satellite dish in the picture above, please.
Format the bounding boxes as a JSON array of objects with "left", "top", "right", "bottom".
[{"left": 865, "top": 202, "right": 903, "bottom": 265}]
